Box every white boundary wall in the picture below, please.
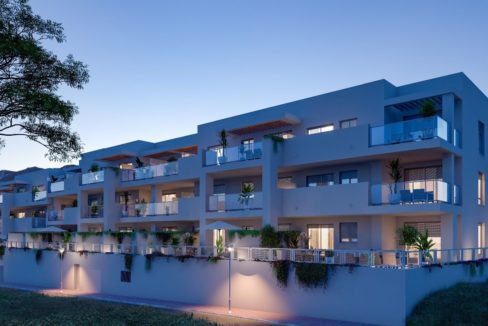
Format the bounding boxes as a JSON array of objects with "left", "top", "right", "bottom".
[{"left": 2, "top": 250, "right": 487, "bottom": 326}]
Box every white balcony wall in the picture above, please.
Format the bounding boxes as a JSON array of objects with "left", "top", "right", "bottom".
[
  {"left": 50, "top": 181, "right": 65, "bottom": 192},
  {"left": 281, "top": 183, "right": 370, "bottom": 217}
]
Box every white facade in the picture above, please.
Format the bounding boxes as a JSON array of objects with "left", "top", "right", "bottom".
[{"left": 1, "top": 72, "right": 488, "bottom": 252}]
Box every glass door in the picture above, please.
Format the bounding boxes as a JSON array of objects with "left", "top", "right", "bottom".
[{"left": 308, "top": 224, "right": 334, "bottom": 249}]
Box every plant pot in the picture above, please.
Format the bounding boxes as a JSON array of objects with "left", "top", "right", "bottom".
[{"left": 389, "top": 193, "right": 401, "bottom": 204}]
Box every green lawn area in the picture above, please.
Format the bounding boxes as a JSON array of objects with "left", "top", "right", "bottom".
[
  {"left": 407, "top": 282, "right": 488, "bottom": 326},
  {"left": 0, "top": 288, "right": 217, "bottom": 326}
]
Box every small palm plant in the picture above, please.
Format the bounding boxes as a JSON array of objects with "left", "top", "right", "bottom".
[
  {"left": 414, "top": 230, "right": 435, "bottom": 262},
  {"left": 238, "top": 183, "right": 254, "bottom": 205}
]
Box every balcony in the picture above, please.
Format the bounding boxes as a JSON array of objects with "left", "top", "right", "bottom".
[
  {"left": 34, "top": 190, "right": 47, "bottom": 201},
  {"left": 204, "top": 143, "right": 263, "bottom": 166},
  {"left": 12, "top": 217, "right": 46, "bottom": 231},
  {"left": 121, "top": 201, "right": 178, "bottom": 217},
  {"left": 47, "top": 207, "right": 79, "bottom": 224},
  {"left": 82, "top": 205, "right": 104, "bottom": 218},
  {"left": 82, "top": 171, "right": 104, "bottom": 185},
  {"left": 208, "top": 192, "right": 262, "bottom": 211},
  {"left": 370, "top": 180, "right": 461, "bottom": 205},
  {"left": 369, "top": 116, "right": 458, "bottom": 147},
  {"left": 281, "top": 183, "right": 370, "bottom": 217},
  {"left": 50, "top": 181, "right": 65, "bottom": 192},
  {"left": 120, "top": 162, "right": 178, "bottom": 182}
]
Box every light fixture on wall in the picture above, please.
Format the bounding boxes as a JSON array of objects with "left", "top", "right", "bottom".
[{"left": 58, "top": 247, "right": 65, "bottom": 292}]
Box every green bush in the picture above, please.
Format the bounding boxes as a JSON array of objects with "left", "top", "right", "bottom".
[
  {"left": 124, "top": 253, "right": 133, "bottom": 271},
  {"left": 260, "top": 225, "right": 280, "bottom": 248},
  {"left": 0, "top": 245, "right": 5, "bottom": 259},
  {"left": 294, "top": 263, "right": 328, "bottom": 289},
  {"left": 271, "top": 260, "right": 290, "bottom": 287},
  {"left": 35, "top": 249, "right": 43, "bottom": 264}
]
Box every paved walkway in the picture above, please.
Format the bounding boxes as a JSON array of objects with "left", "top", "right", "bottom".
[{"left": 0, "top": 283, "right": 371, "bottom": 326}]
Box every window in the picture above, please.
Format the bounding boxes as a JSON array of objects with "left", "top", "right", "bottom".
[
  {"left": 478, "top": 223, "right": 486, "bottom": 249},
  {"left": 478, "top": 172, "right": 485, "bottom": 206},
  {"left": 308, "top": 224, "right": 334, "bottom": 249},
  {"left": 480, "top": 121, "right": 485, "bottom": 155},
  {"left": 241, "top": 138, "right": 255, "bottom": 151},
  {"left": 340, "top": 170, "right": 358, "bottom": 184},
  {"left": 278, "top": 176, "right": 296, "bottom": 189},
  {"left": 162, "top": 193, "right": 177, "bottom": 202},
  {"left": 306, "top": 174, "right": 334, "bottom": 187},
  {"left": 340, "top": 118, "right": 357, "bottom": 129},
  {"left": 340, "top": 223, "right": 358, "bottom": 243},
  {"left": 242, "top": 226, "right": 255, "bottom": 230},
  {"left": 308, "top": 124, "right": 334, "bottom": 135}
]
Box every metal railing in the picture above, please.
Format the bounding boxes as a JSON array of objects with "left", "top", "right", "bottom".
[
  {"left": 6, "top": 240, "right": 488, "bottom": 269},
  {"left": 120, "top": 162, "right": 179, "bottom": 182}
]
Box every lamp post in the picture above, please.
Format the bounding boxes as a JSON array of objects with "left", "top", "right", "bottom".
[
  {"left": 58, "top": 246, "right": 65, "bottom": 292},
  {"left": 227, "top": 245, "right": 234, "bottom": 315}
]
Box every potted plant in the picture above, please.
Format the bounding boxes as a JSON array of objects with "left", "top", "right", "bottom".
[
  {"left": 90, "top": 203, "right": 99, "bottom": 217},
  {"left": 89, "top": 163, "right": 99, "bottom": 173},
  {"left": 387, "top": 158, "right": 402, "bottom": 204},
  {"left": 122, "top": 191, "right": 129, "bottom": 217},
  {"left": 217, "top": 129, "right": 228, "bottom": 164},
  {"left": 414, "top": 230, "right": 435, "bottom": 264},
  {"left": 31, "top": 186, "right": 40, "bottom": 200},
  {"left": 238, "top": 183, "right": 254, "bottom": 206},
  {"left": 420, "top": 100, "right": 437, "bottom": 118}
]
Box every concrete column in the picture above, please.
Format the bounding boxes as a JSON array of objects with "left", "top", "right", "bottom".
[
  {"left": 442, "top": 153, "right": 456, "bottom": 203},
  {"left": 103, "top": 168, "right": 118, "bottom": 231},
  {"left": 150, "top": 185, "right": 157, "bottom": 203},
  {"left": 198, "top": 172, "right": 214, "bottom": 245},
  {"left": 262, "top": 138, "right": 282, "bottom": 229}
]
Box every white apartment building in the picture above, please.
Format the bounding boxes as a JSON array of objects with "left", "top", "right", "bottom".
[{"left": 1, "top": 72, "right": 488, "bottom": 253}]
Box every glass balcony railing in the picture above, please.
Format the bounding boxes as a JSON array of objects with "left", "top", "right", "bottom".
[
  {"left": 50, "top": 181, "right": 65, "bottom": 192},
  {"left": 205, "top": 143, "right": 263, "bottom": 166},
  {"left": 121, "top": 201, "right": 178, "bottom": 217},
  {"left": 32, "top": 217, "right": 46, "bottom": 228},
  {"left": 370, "top": 116, "right": 451, "bottom": 146},
  {"left": 120, "top": 162, "right": 178, "bottom": 182},
  {"left": 82, "top": 171, "right": 104, "bottom": 185},
  {"left": 83, "top": 205, "right": 104, "bottom": 218},
  {"left": 208, "top": 192, "right": 262, "bottom": 211},
  {"left": 370, "top": 179, "right": 460, "bottom": 205},
  {"left": 34, "top": 190, "right": 47, "bottom": 201}
]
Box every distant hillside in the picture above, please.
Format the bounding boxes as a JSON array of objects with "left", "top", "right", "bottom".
[{"left": 0, "top": 167, "right": 42, "bottom": 182}]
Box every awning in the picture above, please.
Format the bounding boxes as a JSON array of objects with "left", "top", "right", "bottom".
[
  {"left": 228, "top": 113, "right": 300, "bottom": 135},
  {"left": 95, "top": 151, "right": 137, "bottom": 162},
  {"left": 141, "top": 145, "right": 198, "bottom": 159}
]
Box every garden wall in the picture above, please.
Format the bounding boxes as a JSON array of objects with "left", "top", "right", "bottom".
[{"left": 2, "top": 249, "right": 487, "bottom": 325}]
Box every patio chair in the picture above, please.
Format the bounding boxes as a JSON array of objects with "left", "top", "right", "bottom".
[
  {"left": 412, "top": 189, "right": 427, "bottom": 203},
  {"left": 400, "top": 190, "right": 412, "bottom": 204}
]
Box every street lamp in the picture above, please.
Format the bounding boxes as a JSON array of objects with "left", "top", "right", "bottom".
[
  {"left": 58, "top": 246, "right": 65, "bottom": 292},
  {"left": 227, "top": 245, "right": 234, "bottom": 314}
]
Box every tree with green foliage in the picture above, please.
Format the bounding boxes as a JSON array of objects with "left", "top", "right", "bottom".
[{"left": 0, "top": 0, "right": 89, "bottom": 161}]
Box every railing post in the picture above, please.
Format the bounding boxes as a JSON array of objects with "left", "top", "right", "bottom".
[
  {"left": 369, "top": 251, "right": 374, "bottom": 267},
  {"left": 418, "top": 251, "right": 422, "bottom": 266},
  {"left": 291, "top": 249, "right": 296, "bottom": 262},
  {"left": 460, "top": 249, "right": 464, "bottom": 262},
  {"left": 472, "top": 248, "right": 476, "bottom": 260},
  {"left": 433, "top": 250, "right": 438, "bottom": 264}
]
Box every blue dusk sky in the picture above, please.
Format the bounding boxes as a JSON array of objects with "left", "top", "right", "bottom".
[{"left": 1, "top": 0, "right": 487, "bottom": 170}]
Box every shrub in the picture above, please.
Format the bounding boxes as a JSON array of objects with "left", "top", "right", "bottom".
[
  {"left": 260, "top": 225, "right": 280, "bottom": 248},
  {"left": 271, "top": 260, "right": 290, "bottom": 287},
  {"left": 294, "top": 263, "right": 328, "bottom": 289}
]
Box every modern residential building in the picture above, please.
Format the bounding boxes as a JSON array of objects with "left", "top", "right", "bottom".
[{"left": 1, "top": 72, "right": 487, "bottom": 253}]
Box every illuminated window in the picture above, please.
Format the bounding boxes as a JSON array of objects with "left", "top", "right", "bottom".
[
  {"left": 308, "top": 124, "right": 334, "bottom": 135},
  {"left": 308, "top": 224, "right": 334, "bottom": 249},
  {"left": 340, "top": 170, "right": 358, "bottom": 184},
  {"left": 478, "top": 223, "right": 486, "bottom": 249},
  {"left": 478, "top": 172, "right": 485, "bottom": 206},
  {"left": 306, "top": 174, "right": 334, "bottom": 187}
]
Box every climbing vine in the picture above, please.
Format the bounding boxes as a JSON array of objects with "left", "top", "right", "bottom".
[
  {"left": 271, "top": 260, "right": 290, "bottom": 287},
  {"left": 294, "top": 263, "right": 329, "bottom": 289}
]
